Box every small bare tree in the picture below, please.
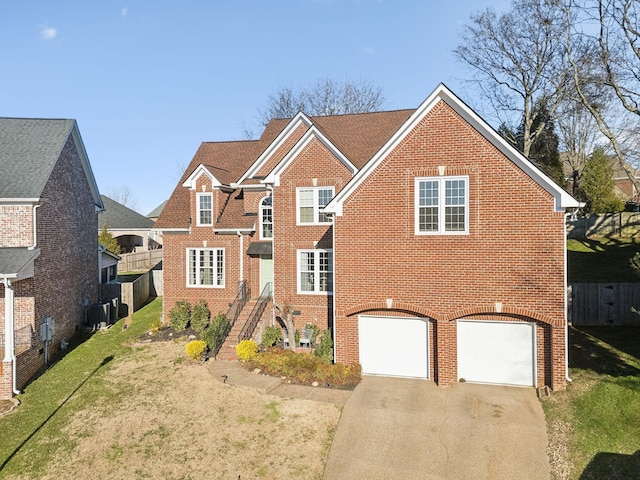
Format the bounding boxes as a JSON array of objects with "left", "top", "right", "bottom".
[
  {"left": 273, "top": 301, "right": 297, "bottom": 352},
  {"left": 108, "top": 185, "right": 138, "bottom": 211}
]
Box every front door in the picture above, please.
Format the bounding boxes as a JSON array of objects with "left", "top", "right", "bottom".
[{"left": 259, "top": 254, "right": 273, "bottom": 295}]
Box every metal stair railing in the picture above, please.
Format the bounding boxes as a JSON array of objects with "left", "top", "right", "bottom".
[
  {"left": 238, "top": 282, "right": 272, "bottom": 342},
  {"left": 225, "top": 280, "right": 250, "bottom": 330}
]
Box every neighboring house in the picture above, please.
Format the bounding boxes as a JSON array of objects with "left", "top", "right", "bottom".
[
  {"left": 99, "top": 245, "right": 120, "bottom": 284},
  {"left": 99, "top": 195, "right": 159, "bottom": 252},
  {"left": 156, "top": 84, "right": 580, "bottom": 391},
  {"left": 147, "top": 200, "right": 167, "bottom": 248},
  {"left": 0, "top": 118, "right": 103, "bottom": 399},
  {"left": 147, "top": 200, "right": 167, "bottom": 222}
]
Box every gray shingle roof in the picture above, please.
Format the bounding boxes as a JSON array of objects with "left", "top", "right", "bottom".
[
  {"left": 0, "top": 248, "right": 40, "bottom": 277},
  {"left": 99, "top": 195, "right": 155, "bottom": 229},
  {"left": 0, "top": 118, "right": 76, "bottom": 199}
]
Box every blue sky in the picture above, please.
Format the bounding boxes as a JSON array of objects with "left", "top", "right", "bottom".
[{"left": 0, "top": 1, "right": 510, "bottom": 215}]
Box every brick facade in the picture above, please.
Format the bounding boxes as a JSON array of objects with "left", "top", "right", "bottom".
[
  {"left": 332, "top": 100, "right": 568, "bottom": 390},
  {"left": 0, "top": 131, "right": 99, "bottom": 399},
  {"left": 158, "top": 85, "right": 576, "bottom": 391}
]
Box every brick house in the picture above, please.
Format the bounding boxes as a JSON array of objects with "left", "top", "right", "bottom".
[
  {"left": 156, "top": 84, "right": 580, "bottom": 390},
  {"left": 0, "top": 118, "right": 103, "bottom": 399}
]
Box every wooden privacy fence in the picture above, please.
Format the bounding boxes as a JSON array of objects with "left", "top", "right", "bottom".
[
  {"left": 118, "top": 249, "right": 163, "bottom": 272},
  {"left": 567, "top": 212, "right": 640, "bottom": 238},
  {"left": 568, "top": 283, "right": 640, "bottom": 326},
  {"left": 99, "top": 268, "right": 163, "bottom": 318}
]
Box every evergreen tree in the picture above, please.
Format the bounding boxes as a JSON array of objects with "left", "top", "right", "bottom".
[
  {"left": 578, "top": 148, "right": 624, "bottom": 213},
  {"left": 516, "top": 100, "right": 565, "bottom": 187},
  {"left": 98, "top": 225, "right": 121, "bottom": 255}
]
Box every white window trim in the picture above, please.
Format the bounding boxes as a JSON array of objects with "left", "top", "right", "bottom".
[
  {"left": 196, "top": 192, "right": 213, "bottom": 226},
  {"left": 296, "top": 186, "right": 334, "bottom": 225},
  {"left": 259, "top": 195, "right": 273, "bottom": 240},
  {"left": 186, "top": 247, "right": 225, "bottom": 288},
  {"left": 297, "top": 249, "right": 333, "bottom": 295},
  {"left": 414, "top": 175, "right": 469, "bottom": 235}
]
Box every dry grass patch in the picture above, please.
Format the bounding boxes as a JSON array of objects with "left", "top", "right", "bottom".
[{"left": 3, "top": 341, "right": 340, "bottom": 480}]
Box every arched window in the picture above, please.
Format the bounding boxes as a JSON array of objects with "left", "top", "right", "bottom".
[{"left": 260, "top": 195, "right": 273, "bottom": 239}]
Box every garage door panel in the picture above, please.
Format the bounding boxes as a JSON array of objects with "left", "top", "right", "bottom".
[
  {"left": 359, "top": 315, "right": 428, "bottom": 378},
  {"left": 457, "top": 321, "right": 535, "bottom": 387}
]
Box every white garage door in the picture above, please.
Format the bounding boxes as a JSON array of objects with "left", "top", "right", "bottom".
[
  {"left": 358, "top": 315, "right": 428, "bottom": 378},
  {"left": 457, "top": 320, "right": 536, "bottom": 387}
]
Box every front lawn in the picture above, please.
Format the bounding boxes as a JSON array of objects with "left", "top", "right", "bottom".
[
  {"left": 0, "top": 298, "right": 339, "bottom": 479},
  {"left": 567, "top": 237, "right": 640, "bottom": 283},
  {"left": 543, "top": 326, "right": 640, "bottom": 479}
]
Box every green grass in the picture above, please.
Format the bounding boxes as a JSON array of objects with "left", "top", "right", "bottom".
[
  {"left": 567, "top": 237, "right": 640, "bottom": 283},
  {"left": 0, "top": 298, "right": 161, "bottom": 477},
  {"left": 543, "top": 327, "right": 640, "bottom": 479}
]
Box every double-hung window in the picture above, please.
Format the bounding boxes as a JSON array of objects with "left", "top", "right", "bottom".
[
  {"left": 260, "top": 195, "right": 273, "bottom": 239},
  {"left": 297, "top": 187, "right": 334, "bottom": 225},
  {"left": 187, "top": 248, "right": 224, "bottom": 287},
  {"left": 298, "top": 249, "right": 333, "bottom": 294},
  {"left": 415, "top": 176, "right": 468, "bottom": 234},
  {"left": 196, "top": 193, "right": 213, "bottom": 226}
]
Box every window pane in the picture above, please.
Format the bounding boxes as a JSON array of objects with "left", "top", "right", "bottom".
[
  {"left": 200, "top": 250, "right": 214, "bottom": 285},
  {"left": 419, "top": 181, "right": 438, "bottom": 206},
  {"left": 262, "top": 205, "right": 273, "bottom": 238},
  {"left": 445, "top": 179, "right": 465, "bottom": 206},
  {"left": 419, "top": 207, "right": 438, "bottom": 232},
  {"left": 188, "top": 249, "right": 197, "bottom": 285},
  {"left": 299, "top": 190, "right": 314, "bottom": 223},
  {"left": 216, "top": 249, "right": 224, "bottom": 285},
  {"left": 300, "top": 252, "right": 315, "bottom": 291},
  {"left": 319, "top": 251, "right": 333, "bottom": 292},
  {"left": 445, "top": 206, "right": 466, "bottom": 231},
  {"left": 199, "top": 194, "right": 212, "bottom": 225}
]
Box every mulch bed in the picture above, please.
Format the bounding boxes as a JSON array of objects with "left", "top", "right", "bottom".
[{"left": 0, "top": 398, "right": 20, "bottom": 416}]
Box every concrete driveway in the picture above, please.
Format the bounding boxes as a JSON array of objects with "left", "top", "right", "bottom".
[{"left": 323, "top": 376, "right": 550, "bottom": 480}]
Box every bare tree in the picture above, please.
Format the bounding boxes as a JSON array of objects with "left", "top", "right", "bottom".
[
  {"left": 108, "top": 185, "right": 138, "bottom": 211},
  {"left": 454, "top": 0, "right": 570, "bottom": 157},
  {"left": 257, "top": 78, "right": 385, "bottom": 127},
  {"left": 555, "top": 99, "right": 600, "bottom": 193},
  {"left": 562, "top": 0, "right": 640, "bottom": 192},
  {"left": 273, "top": 301, "right": 297, "bottom": 352}
]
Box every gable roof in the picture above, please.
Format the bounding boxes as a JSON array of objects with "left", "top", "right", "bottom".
[
  {"left": 147, "top": 200, "right": 167, "bottom": 219},
  {"left": 325, "top": 83, "right": 581, "bottom": 215},
  {"left": 0, "top": 247, "right": 40, "bottom": 280},
  {"left": 0, "top": 118, "right": 103, "bottom": 209},
  {"left": 155, "top": 124, "right": 287, "bottom": 230},
  {"left": 99, "top": 195, "right": 155, "bottom": 230}
]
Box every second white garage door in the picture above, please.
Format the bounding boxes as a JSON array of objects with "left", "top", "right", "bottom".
[
  {"left": 457, "top": 320, "right": 536, "bottom": 387},
  {"left": 358, "top": 315, "right": 428, "bottom": 378}
]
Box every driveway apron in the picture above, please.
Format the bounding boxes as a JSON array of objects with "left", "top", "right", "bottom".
[{"left": 323, "top": 376, "right": 550, "bottom": 480}]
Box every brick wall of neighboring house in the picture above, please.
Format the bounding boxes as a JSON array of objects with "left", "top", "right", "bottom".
[
  {"left": 23, "top": 135, "right": 99, "bottom": 390},
  {"left": 333, "top": 101, "right": 568, "bottom": 390},
  {"left": 0, "top": 205, "right": 33, "bottom": 247},
  {"left": 272, "top": 137, "right": 354, "bottom": 333}
]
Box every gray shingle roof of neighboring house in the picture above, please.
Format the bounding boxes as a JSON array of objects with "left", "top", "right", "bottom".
[
  {"left": 0, "top": 118, "right": 78, "bottom": 199},
  {"left": 99, "top": 195, "right": 155, "bottom": 230},
  {"left": 147, "top": 200, "right": 167, "bottom": 219}
]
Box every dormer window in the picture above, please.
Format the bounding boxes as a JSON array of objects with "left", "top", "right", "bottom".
[
  {"left": 260, "top": 195, "right": 273, "bottom": 239},
  {"left": 197, "top": 192, "right": 213, "bottom": 226}
]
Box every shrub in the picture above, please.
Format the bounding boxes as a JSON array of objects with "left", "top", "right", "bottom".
[
  {"left": 169, "top": 301, "right": 191, "bottom": 331},
  {"left": 185, "top": 340, "right": 207, "bottom": 360},
  {"left": 261, "top": 325, "right": 283, "bottom": 348},
  {"left": 201, "top": 313, "right": 230, "bottom": 353},
  {"left": 190, "top": 300, "right": 210, "bottom": 333},
  {"left": 313, "top": 330, "right": 333, "bottom": 363},
  {"left": 250, "top": 349, "right": 361, "bottom": 387},
  {"left": 236, "top": 340, "right": 258, "bottom": 361}
]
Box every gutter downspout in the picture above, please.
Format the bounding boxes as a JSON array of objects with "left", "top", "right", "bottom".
[
  {"left": 564, "top": 211, "right": 574, "bottom": 384},
  {"left": 29, "top": 204, "right": 41, "bottom": 250},
  {"left": 3, "top": 278, "right": 20, "bottom": 394},
  {"left": 237, "top": 231, "right": 244, "bottom": 294},
  {"left": 328, "top": 213, "right": 337, "bottom": 364}
]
